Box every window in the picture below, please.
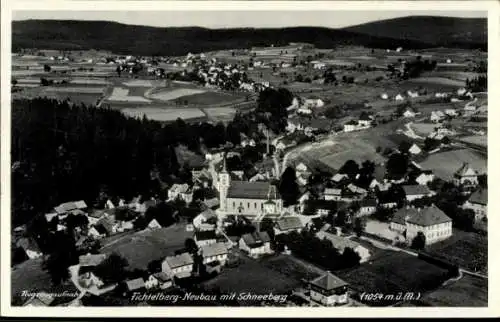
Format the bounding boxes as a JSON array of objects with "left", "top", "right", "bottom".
[
  {"left": 261, "top": 203, "right": 264, "bottom": 210},
  {"left": 233, "top": 202, "right": 236, "bottom": 208},
  {"left": 254, "top": 202, "right": 257, "bottom": 209},
  {"left": 247, "top": 202, "right": 250, "bottom": 209}
]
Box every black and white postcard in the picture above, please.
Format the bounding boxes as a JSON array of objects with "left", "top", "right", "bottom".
[{"left": 1, "top": 0, "right": 498, "bottom": 318}]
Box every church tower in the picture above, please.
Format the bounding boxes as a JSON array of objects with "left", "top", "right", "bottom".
[{"left": 218, "top": 154, "right": 230, "bottom": 212}]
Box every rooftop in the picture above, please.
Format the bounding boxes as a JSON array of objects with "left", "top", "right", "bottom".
[
  {"left": 469, "top": 188, "right": 487, "bottom": 206},
  {"left": 125, "top": 278, "right": 145, "bottom": 291},
  {"left": 195, "top": 230, "right": 217, "bottom": 241},
  {"left": 309, "top": 271, "right": 348, "bottom": 291},
  {"left": 276, "top": 216, "right": 303, "bottom": 232},
  {"left": 79, "top": 254, "right": 107, "bottom": 267},
  {"left": 316, "top": 231, "right": 362, "bottom": 252},
  {"left": 201, "top": 242, "right": 228, "bottom": 258},
  {"left": 392, "top": 205, "right": 452, "bottom": 227},
  {"left": 163, "top": 253, "right": 194, "bottom": 269},
  {"left": 227, "top": 181, "right": 278, "bottom": 200},
  {"left": 455, "top": 162, "right": 478, "bottom": 177},
  {"left": 402, "top": 184, "right": 431, "bottom": 196},
  {"left": 241, "top": 231, "right": 271, "bottom": 248}
]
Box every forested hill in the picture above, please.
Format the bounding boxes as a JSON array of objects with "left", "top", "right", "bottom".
[
  {"left": 12, "top": 16, "right": 486, "bottom": 56},
  {"left": 343, "top": 16, "right": 487, "bottom": 50}
]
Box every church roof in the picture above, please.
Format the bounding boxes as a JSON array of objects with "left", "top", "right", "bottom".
[{"left": 227, "top": 181, "right": 279, "bottom": 200}]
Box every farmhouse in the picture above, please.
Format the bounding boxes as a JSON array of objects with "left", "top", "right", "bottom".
[
  {"left": 343, "top": 120, "right": 359, "bottom": 133},
  {"left": 308, "top": 271, "right": 349, "bottom": 306},
  {"left": 331, "top": 173, "right": 349, "bottom": 184},
  {"left": 193, "top": 209, "right": 217, "bottom": 231},
  {"left": 463, "top": 188, "right": 487, "bottom": 222},
  {"left": 145, "top": 272, "right": 173, "bottom": 290},
  {"left": 194, "top": 230, "right": 217, "bottom": 247},
  {"left": 453, "top": 163, "right": 478, "bottom": 187},
  {"left": 147, "top": 219, "right": 162, "bottom": 230},
  {"left": 274, "top": 216, "right": 304, "bottom": 235},
  {"left": 54, "top": 200, "right": 88, "bottom": 216},
  {"left": 358, "top": 113, "right": 373, "bottom": 127},
  {"left": 238, "top": 231, "right": 272, "bottom": 258},
  {"left": 316, "top": 231, "right": 371, "bottom": 263},
  {"left": 125, "top": 278, "right": 146, "bottom": 293},
  {"left": 445, "top": 109, "right": 458, "bottom": 117},
  {"left": 395, "top": 94, "right": 405, "bottom": 101},
  {"left": 161, "top": 253, "right": 194, "bottom": 279},
  {"left": 402, "top": 185, "right": 433, "bottom": 202},
  {"left": 200, "top": 242, "right": 229, "bottom": 265},
  {"left": 403, "top": 109, "right": 416, "bottom": 118},
  {"left": 218, "top": 159, "right": 282, "bottom": 217},
  {"left": 390, "top": 205, "right": 452, "bottom": 245}
]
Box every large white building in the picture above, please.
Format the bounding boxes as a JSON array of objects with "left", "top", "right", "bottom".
[
  {"left": 390, "top": 205, "right": 453, "bottom": 245},
  {"left": 218, "top": 159, "right": 282, "bottom": 217}
]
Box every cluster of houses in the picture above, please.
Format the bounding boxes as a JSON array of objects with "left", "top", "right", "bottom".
[{"left": 343, "top": 113, "right": 374, "bottom": 133}]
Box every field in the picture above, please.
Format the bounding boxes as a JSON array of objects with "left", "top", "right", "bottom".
[
  {"left": 335, "top": 251, "right": 452, "bottom": 306},
  {"left": 419, "top": 148, "right": 487, "bottom": 180},
  {"left": 99, "top": 224, "right": 193, "bottom": 271},
  {"left": 42, "top": 86, "right": 105, "bottom": 94},
  {"left": 121, "top": 107, "right": 206, "bottom": 122},
  {"left": 178, "top": 91, "right": 245, "bottom": 106},
  {"left": 122, "top": 79, "right": 157, "bottom": 87},
  {"left": 203, "top": 107, "right": 237, "bottom": 122},
  {"left": 11, "top": 258, "right": 52, "bottom": 300},
  {"left": 410, "top": 122, "right": 439, "bottom": 136},
  {"left": 260, "top": 254, "right": 323, "bottom": 283},
  {"left": 408, "top": 77, "right": 465, "bottom": 87},
  {"left": 201, "top": 254, "right": 301, "bottom": 304},
  {"left": 149, "top": 88, "right": 207, "bottom": 101},
  {"left": 70, "top": 78, "right": 110, "bottom": 85},
  {"left": 431, "top": 71, "right": 483, "bottom": 82},
  {"left": 420, "top": 274, "right": 487, "bottom": 307},
  {"left": 107, "top": 87, "right": 151, "bottom": 103},
  {"left": 427, "top": 230, "right": 488, "bottom": 274}
]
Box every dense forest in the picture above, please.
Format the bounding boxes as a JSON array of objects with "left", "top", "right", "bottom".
[
  {"left": 11, "top": 88, "right": 292, "bottom": 228},
  {"left": 12, "top": 16, "right": 487, "bottom": 56}
]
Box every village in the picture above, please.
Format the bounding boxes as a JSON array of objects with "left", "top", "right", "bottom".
[{"left": 11, "top": 23, "right": 488, "bottom": 308}]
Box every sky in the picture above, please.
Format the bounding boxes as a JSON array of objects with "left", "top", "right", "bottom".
[{"left": 12, "top": 10, "right": 487, "bottom": 29}]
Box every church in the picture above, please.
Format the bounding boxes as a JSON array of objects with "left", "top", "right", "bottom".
[{"left": 217, "top": 159, "right": 282, "bottom": 217}]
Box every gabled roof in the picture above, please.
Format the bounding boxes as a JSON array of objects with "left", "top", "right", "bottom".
[
  {"left": 152, "top": 272, "right": 171, "bottom": 283},
  {"left": 316, "top": 231, "right": 362, "bottom": 253},
  {"left": 201, "top": 242, "right": 228, "bottom": 258},
  {"left": 469, "top": 189, "right": 487, "bottom": 206},
  {"left": 164, "top": 253, "right": 194, "bottom": 269},
  {"left": 454, "top": 163, "right": 478, "bottom": 177},
  {"left": 276, "top": 216, "right": 303, "bottom": 231},
  {"left": 324, "top": 188, "right": 342, "bottom": 196},
  {"left": 227, "top": 181, "right": 279, "bottom": 200},
  {"left": 125, "top": 278, "right": 145, "bottom": 291},
  {"left": 54, "top": 200, "right": 87, "bottom": 214},
  {"left": 241, "top": 231, "right": 271, "bottom": 248},
  {"left": 391, "top": 205, "right": 452, "bottom": 227},
  {"left": 310, "top": 271, "right": 348, "bottom": 291},
  {"left": 331, "top": 173, "right": 348, "bottom": 182},
  {"left": 402, "top": 184, "right": 431, "bottom": 196}
]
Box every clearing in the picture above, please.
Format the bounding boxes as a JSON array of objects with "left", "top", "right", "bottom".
[
  {"left": 419, "top": 148, "right": 487, "bottom": 180},
  {"left": 148, "top": 88, "right": 207, "bottom": 101},
  {"left": 419, "top": 274, "right": 487, "bottom": 307}
]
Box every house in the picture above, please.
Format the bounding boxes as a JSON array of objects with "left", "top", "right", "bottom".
[
  {"left": 395, "top": 94, "right": 405, "bottom": 101},
  {"left": 309, "top": 271, "right": 349, "bottom": 306},
  {"left": 88, "top": 226, "right": 106, "bottom": 239},
  {"left": 125, "top": 278, "right": 146, "bottom": 293},
  {"left": 203, "top": 197, "right": 220, "bottom": 210},
  {"left": 274, "top": 217, "right": 304, "bottom": 235},
  {"left": 358, "top": 198, "right": 377, "bottom": 216},
  {"left": 161, "top": 253, "right": 194, "bottom": 279},
  {"left": 316, "top": 231, "right": 371, "bottom": 263},
  {"left": 402, "top": 185, "right": 433, "bottom": 202},
  {"left": 23, "top": 293, "right": 55, "bottom": 307},
  {"left": 168, "top": 184, "right": 193, "bottom": 203},
  {"left": 87, "top": 210, "right": 107, "bottom": 226},
  {"left": 408, "top": 143, "right": 422, "bottom": 155},
  {"left": 463, "top": 188, "right": 487, "bottom": 222},
  {"left": 324, "top": 188, "right": 342, "bottom": 201},
  {"left": 16, "top": 238, "right": 43, "bottom": 259},
  {"left": 415, "top": 171, "right": 435, "bottom": 186},
  {"left": 358, "top": 113, "right": 372, "bottom": 127},
  {"left": 79, "top": 271, "right": 105, "bottom": 289},
  {"left": 403, "top": 109, "right": 416, "bottom": 118},
  {"left": 347, "top": 184, "right": 367, "bottom": 196},
  {"left": 453, "top": 163, "right": 478, "bottom": 187},
  {"left": 445, "top": 109, "right": 458, "bottom": 117},
  {"left": 146, "top": 219, "right": 162, "bottom": 230},
  {"left": 331, "top": 173, "right": 348, "bottom": 183},
  {"left": 390, "top": 205, "right": 452, "bottom": 245},
  {"left": 343, "top": 120, "right": 359, "bottom": 132},
  {"left": 193, "top": 209, "right": 217, "bottom": 231},
  {"left": 380, "top": 93, "right": 389, "bottom": 100},
  {"left": 54, "top": 200, "right": 88, "bottom": 216},
  {"left": 145, "top": 272, "right": 173, "bottom": 290},
  {"left": 93, "top": 217, "right": 116, "bottom": 237},
  {"left": 194, "top": 230, "right": 217, "bottom": 247},
  {"left": 430, "top": 111, "right": 445, "bottom": 123},
  {"left": 200, "top": 242, "right": 229, "bottom": 265},
  {"left": 407, "top": 90, "right": 419, "bottom": 98},
  {"left": 238, "top": 231, "right": 272, "bottom": 257}
]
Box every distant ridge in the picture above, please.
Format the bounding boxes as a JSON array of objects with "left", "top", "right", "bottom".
[{"left": 12, "top": 16, "right": 487, "bottom": 56}]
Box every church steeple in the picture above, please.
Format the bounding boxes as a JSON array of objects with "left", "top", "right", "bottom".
[{"left": 222, "top": 152, "right": 228, "bottom": 173}]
